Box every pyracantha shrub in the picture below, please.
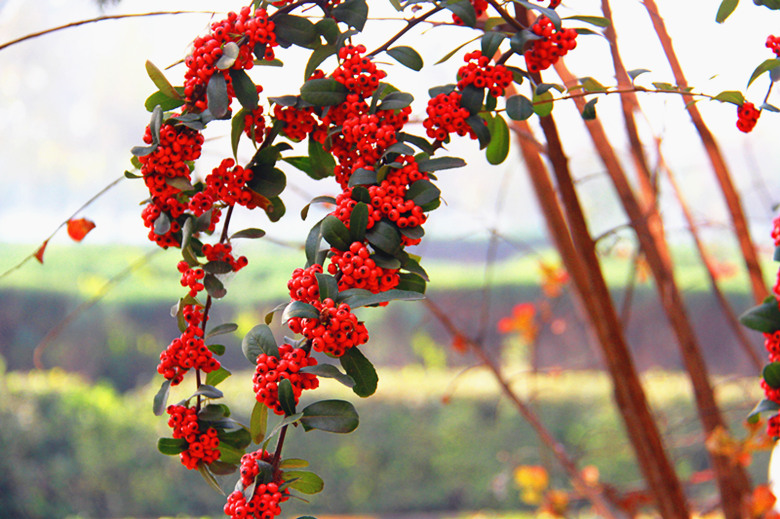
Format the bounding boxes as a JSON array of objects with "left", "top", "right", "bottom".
[
  {"left": 253, "top": 343, "right": 320, "bottom": 415},
  {"left": 167, "top": 404, "right": 221, "bottom": 469},
  {"left": 524, "top": 16, "right": 578, "bottom": 73}
]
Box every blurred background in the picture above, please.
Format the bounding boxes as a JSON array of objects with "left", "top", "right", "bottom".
[{"left": 2, "top": 0, "right": 780, "bottom": 517}]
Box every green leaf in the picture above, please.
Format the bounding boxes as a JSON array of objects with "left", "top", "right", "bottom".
[
  {"left": 339, "top": 347, "right": 378, "bottom": 397},
  {"left": 386, "top": 46, "right": 423, "bottom": 71},
  {"left": 486, "top": 114, "right": 510, "bottom": 165},
  {"left": 716, "top": 0, "right": 739, "bottom": 23},
  {"left": 332, "top": 0, "right": 369, "bottom": 31},
  {"left": 305, "top": 44, "right": 337, "bottom": 82},
  {"left": 348, "top": 168, "right": 378, "bottom": 187},
  {"left": 713, "top": 90, "right": 746, "bottom": 106},
  {"left": 396, "top": 271, "right": 427, "bottom": 293},
  {"left": 628, "top": 68, "right": 651, "bottom": 81},
  {"left": 153, "top": 379, "right": 172, "bottom": 416},
  {"left": 300, "top": 364, "right": 355, "bottom": 388},
  {"left": 579, "top": 76, "right": 606, "bottom": 93},
  {"left": 563, "top": 15, "right": 611, "bottom": 27},
  {"left": 532, "top": 89, "right": 554, "bottom": 117},
  {"left": 145, "top": 60, "right": 181, "bottom": 100},
  {"left": 204, "top": 273, "right": 227, "bottom": 299},
  {"left": 301, "top": 195, "right": 336, "bottom": 220},
  {"left": 217, "top": 41, "right": 240, "bottom": 70},
  {"left": 308, "top": 137, "right": 336, "bottom": 179},
  {"left": 250, "top": 399, "right": 269, "bottom": 444},
  {"left": 145, "top": 90, "right": 184, "bottom": 112},
  {"left": 231, "top": 108, "right": 245, "bottom": 160},
  {"left": 775, "top": 244, "right": 780, "bottom": 261},
  {"left": 378, "top": 91, "right": 414, "bottom": 111},
  {"left": 207, "top": 73, "right": 230, "bottom": 119},
  {"left": 207, "top": 344, "right": 226, "bottom": 356},
  {"left": 747, "top": 58, "right": 780, "bottom": 88},
  {"left": 282, "top": 301, "right": 321, "bottom": 323},
  {"left": 416, "top": 156, "right": 466, "bottom": 172},
  {"left": 209, "top": 461, "right": 238, "bottom": 476},
  {"left": 316, "top": 272, "right": 339, "bottom": 302},
  {"left": 206, "top": 366, "right": 232, "bottom": 387},
  {"left": 514, "top": 0, "right": 561, "bottom": 29},
  {"left": 242, "top": 324, "right": 280, "bottom": 364},
  {"left": 280, "top": 458, "right": 310, "bottom": 469},
  {"left": 248, "top": 166, "right": 287, "bottom": 199},
  {"left": 444, "top": 0, "right": 477, "bottom": 27},
  {"left": 300, "top": 400, "right": 359, "bottom": 433},
  {"left": 365, "top": 220, "right": 402, "bottom": 255},
  {"left": 398, "top": 132, "right": 435, "bottom": 155},
  {"left": 435, "top": 36, "right": 481, "bottom": 65},
  {"left": 305, "top": 219, "right": 326, "bottom": 267},
  {"left": 321, "top": 214, "right": 351, "bottom": 251},
  {"left": 265, "top": 196, "right": 286, "bottom": 223},
  {"left": 581, "top": 98, "right": 598, "bottom": 120},
  {"left": 509, "top": 30, "right": 542, "bottom": 54},
  {"left": 206, "top": 322, "right": 238, "bottom": 340},
  {"left": 315, "top": 18, "right": 340, "bottom": 45},
  {"left": 349, "top": 202, "right": 369, "bottom": 242},
  {"left": 229, "top": 69, "right": 259, "bottom": 110},
  {"left": 217, "top": 442, "right": 244, "bottom": 465},
  {"left": 460, "top": 84, "right": 484, "bottom": 115},
  {"left": 466, "top": 114, "right": 490, "bottom": 149},
  {"left": 157, "top": 437, "right": 188, "bottom": 455},
  {"left": 278, "top": 378, "right": 297, "bottom": 416},
  {"left": 481, "top": 32, "right": 506, "bottom": 59},
  {"left": 192, "top": 384, "right": 223, "bottom": 400},
  {"left": 283, "top": 470, "right": 324, "bottom": 494},
  {"left": 739, "top": 297, "right": 780, "bottom": 333},
  {"left": 231, "top": 228, "right": 266, "bottom": 240},
  {"left": 338, "top": 288, "right": 424, "bottom": 308},
  {"left": 748, "top": 398, "right": 780, "bottom": 424},
  {"left": 765, "top": 362, "right": 780, "bottom": 389},
  {"left": 406, "top": 179, "right": 441, "bottom": 206},
  {"left": 198, "top": 463, "right": 225, "bottom": 496},
  {"left": 198, "top": 403, "right": 230, "bottom": 421},
  {"left": 274, "top": 14, "right": 319, "bottom": 47},
  {"left": 204, "top": 261, "right": 234, "bottom": 275},
  {"left": 300, "top": 78, "right": 348, "bottom": 106}
]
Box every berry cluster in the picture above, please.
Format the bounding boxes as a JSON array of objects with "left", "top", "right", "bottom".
[
  {"left": 736, "top": 102, "right": 760, "bottom": 133},
  {"left": 452, "top": 0, "right": 488, "bottom": 24},
  {"left": 138, "top": 123, "right": 204, "bottom": 248},
  {"left": 184, "top": 7, "right": 277, "bottom": 112},
  {"left": 224, "top": 450, "right": 289, "bottom": 519},
  {"left": 253, "top": 343, "right": 320, "bottom": 415},
  {"left": 204, "top": 242, "right": 249, "bottom": 272},
  {"left": 765, "top": 331, "right": 780, "bottom": 363},
  {"left": 457, "top": 51, "right": 513, "bottom": 98},
  {"left": 524, "top": 16, "right": 578, "bottom": 73},
  {"left": 332, "top": 44, "right": 388, "bottom": 99},
  {"left": 287, "top": 298, "right": 369, "bottom": 357},
  {"left": 328, "top": 241, "right": 400, "bottom": 293},
  {"left": 166, "top": 404, "right": 221, "bottom": 470},
  {"left": 767, "top": 34, "right": 780, "bottom": 57},
  {"left": 157, "top": 303, "right": 221, "bottom": 385},
  {"left": 206, "top": 158, "right": 259, "bottom": 209},
  {"left": 423, "top": 91, "right": 475, "bottom": 142},
  {"left": 178, "top": 261, "right": 206, "bottom": 297},
  {"left": 243, "top": 104, "right": 267, "bottom": 143},
  {"left": 288, "top": 264, "right": 323, "bottom": 303},
  {"left": 274, "top": 104, "right": 319, "bottom": 142}
]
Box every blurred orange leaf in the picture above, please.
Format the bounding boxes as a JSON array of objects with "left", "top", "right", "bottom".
[
  {"left": 497, "top": 303, "right": 538, "bottom": 342},
  {"left": 34, "top": 239, "right": 49, "bottom": 264},
  {"left": 67, "top": 218, "right": 96, "bottom": 242},
  {"left": 540, "top": 489, "right": 569, "bottom": 517},
  {"left": 745, "top": 485, "right": 778, "bottom": 518},
  {"left": 539, "top": 261, "right": 569, "bottom": 298}
]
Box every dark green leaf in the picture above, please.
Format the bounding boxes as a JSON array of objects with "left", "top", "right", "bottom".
[
  {"left": 192, "top": 384, "right": 223, "bottom": 400},
  {"left": 748, "top": 398, "right": 780, "bottom": 424},
  {"left": 416, "top": 156, "right": 466, "bottom": 172},
  {"left": 206, "top": 366, "right": 232, "bottom": 387},
  {"left": 321, "top": 214, "right": 351, "bottom": 251},
  {"left": 348, "top": 168, "right": 378, "bottom": 187},
  {"left": 153, "top": 379, "right": 172, "bottom": 416},
  {"left": 581, "top": 98, "right": 598, "bottom": 120},
  {"left": 218, "top": 428, "right": 252, "bottom": 450},
  {"left": 145, "top": 90, "right": 184, "bottom": 112},
  {"left": 217, "top": 443, "right": 244, "bottom": 465},
  {"left": 145, "top": 60, "right": 181, "bottom": 100},
  {"left": 315, "top": 18, "right": 340, "bottom": 45},
  {"left": 406, "top": 179, "right": 441, "bottom": 206},
  {"left": 339, "top": 347, "right": 378, "bottom": 397},
  {"left": 209, "top": 461, "right": 238, "bottom": 476},
  {"left": 396, "top": 271, "right": 427, "bottom": 293},
  {"left": 305, "top": 44, "right": 337, "bottom": 82},
  {"left": 216, "top": 41, "right": 240, "bottom": 70},
  {"left": 198, "top": 403, "right": 229, "bottom": 421},
  {"left": 158, "top": 437, "right": 188, "bottom": 455},
  {"left": 300, "top": 77, "right": 348, "bottom": 106},
  {"left": 509, "top": 29, "right": 542, "bottom": 54},
  {"left": 739, "top": 297, "right": 780, "bottom": 333},
  {"left": 775, "top": 244, "right": 780, "bottom": 261},
  {"left": 274, "top": 14, "right": 318, "bottom": 47},
  {"left": 198, "top": 463, "right": 225, "bottom": 496},
  {"left": 564, "top": 15, "right": 611, "bottom": 27},
  {"left": 300, "top": 399, "right": 359, "bottom": 433},
  {"left": 207, "top": 73, "right": 230, "bottom": 119},
  {"left": 481, "top": 32, "right": 506, "bottom": 59},
  {"left": 231, "top": 108, "right": 245, "bottom": 160},
  {"left": 365, "top": 220, "right": 401, "bottom": 255},
  {"left": 305, "top": 219, "right": 326, "bottom": 267},
  {"left": 265, "top": 196, "right": 286, "bottom": 223},
  {"left": 231, "top": 228, "right": 266, "bottom": 240},
  {"left": 460, "top": 84, "right": 484, "bottom": 115},
  {"left": 466, "top": 114, "right": 490, "bottom": 149},
  {"left": 339, "top": 288, "right": 424, "bottom": 308},
  {"left": 514, "top": 0, "right": 561, "bottom": 29},
  {"left": 278, "top": 378, "right": 297, "bottom": 416},
  {"left": 628, "top": 68, "right": 651, "bottom": 81},
  {"left": 248, "top": 166, "right": 287, "bottom": 199},
  {"left": 371, "top": 251, "right": 402, "bottom": 269},
  {"left": 486, "top": 114, "right": 510, "bottom": 165},
  {"left": 308, "top": 136, "right": 336, "bottom": 179},
  {"left": 250, "top": 399, "right": 268, "bottom": 443},
  {"left": 765, "top": 362, "right": 780, "bottom": 389},
  {"left": 206, "top": 322, "right": 238, "bottom": 340},
  {"left": 243, "top": 324, "right": 280, "bottom": 364},
  {"left": 301, "top": 195, "right": 336, "bottom": 220},
  {"left": 332, "top": 0, "right": 369, "bottom": 31},
  {"left": 747, "top": 58, "right": 780, "bottom": 88},
  {"left": 349, "top": 202, "right": 369, "bottom": 242},
  {"left": 399, "top": 224, "right": 424, "bottom": 241},
  {"left": 378, "top": 91, "right": 414, "bottom": 111},
  {"left": 282, "top": 301, "right": 321, "bottom": 323},
  {"left": 316, "top": 272, "right": 339, "bottom": 302},
  {"left": 283, "top": 156, "right": 315, "bottom": 177},
  {"left": 429, "top": 84, "right": 457, "bottom": 97},
  {"left": 444, "top": 0, "right": 477, "bottom": 27},
  {"left": 229, "top": 69, "right": 259, "bottom": 110},
  {"left": 204, "top": 273, "right": 227, "bottom": 299},
  {"left": 204, "top": 261, "right": 233, "bottom": 275},
  {"left": 207, "top": 343, "right": 226, "bottom": 355},
  {"left": 283, "top": 470, "right": 324, "bottom": 494},
  {"left": 386, "top": 46, "right": 423, "bottom": 71},
  {"left": 716, "top": 0, "right": 739, "bottom": 22},
  {"left": 152, "top": 213, "right": 170, "bottom": 236},
  {"left": 270, "top": 95, "right": 299, "bottom": 107},
  {"left": 398, "top": 132, "right": 435, "bottom": 155},
  {"left": 300, "top": 364, "right": 355, "bottom": 388}
]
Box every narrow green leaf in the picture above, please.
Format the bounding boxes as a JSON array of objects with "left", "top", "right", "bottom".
[
  {"left": 338, "top": 288, "right": 424, "bottom": 309},
  {"left": 243, "top": 324, "right": 280, "bottom": 363},
  {"left": 332, "top": 0, "right": 369, "bottom": 31},
  {"left": 192, "top": 384, "right": 223, "bottom": 400},
  {"left": 305, "top": 219, "right": 325, "bottom": 267},
  {"left": 231, "top": 108, "right": 245, "bottom": 160},
  {"left": 386, "top": 46, "right": 423, "bottom": 71},
  {"left": 231, "top": 228, "right": 266, "bottom": 240},
  {"left": 321, "top": 214, "right": 351, "bottom": 251},
  {"left": 716, "top": 0, "right": 739, "bottom": 23},
  {"left": 509, "top": 30, "right": 542, "bottom": 54},
  {"left": 206, "top": 322, "right": 238, "bottom": 340},
  {"left": 300, "top": 399, "right": 359, "bottom": 433},
  {"left": 305, "top": 44, "right": 337, "bottom": 82},
  {"left": 481, "top": 32, "right": 506, "bottom": 59},
  {"left": 145, "top": 90, "right": 184, "bottom": 112},
  {"left": 315, "top": 272, "right": 339, "bottom": 302},
  {"left": 158, "top": 437, "right": 188, "bottom": 455},
  {"left": 747, "top": 58, "right": 780, "bottom": 88},
  {"left": 435, "top": 36, "right": 481, "bottom": 65},
  {"left": 365, "top": 220, "right": 402, "bottom": 255},
  {"left": 739, "top": 297, "right": 780, "bottom": 333},
  {"left": 514, "top": 0, "right": 561, "bottom": 29},
  {"left": 486, "top": 114, "right": 510, "bottom": 165},
  {"left": 628, "top": 68, "right": 651, "bottom": 81},
  {"left": 581, "top": 98, "right": 598, "bottom": 120},
  {"left": 198, "top": 464, "right": 225, "bottom": 496},
  {"left": 339, "top": 347, "right": 378, "bottom": 397},
  {"left": 300, "top": 364, "right": 355, "bottom": 388},
  {"left": 206, "top": 366, "right": 232, "bottom": 387},
  {"left": 416, "top": 156, "right": 466, "bottom": 172},
  {"left": 153, "top": 379, "right": 172, "bottom": 416},
  {"left": 396, "top": 271, "right": 427, "bottom": 294},
  {"left": 466, "top": 114, "right": 490, "bottom": 149},
  {"left": 713, "top": 90, "right": 746, "bottom": 106},
  {"left": 145, "top": 60, "right": 181, "bottom": 100},
  {"left": 283, "top": 470, "right": 324, "bottom": 494},
  {"left": 250, "top": 399, "right": 269, "bottom": 444},
  {"left": 278, "top": 378, "right": 297, "bottom": 416},
  {"left": 229, "top": 69, "right": 259, "bottom": 110}
]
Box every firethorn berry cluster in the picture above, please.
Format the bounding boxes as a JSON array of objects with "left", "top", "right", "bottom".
[
  {"left": 224, "top": 450, "right": 289, "bottom": 519},
  {"left": 765, "top": 331, "right": 780, "bottom": 363},
  {"left": 274, "top": 104, "right": 319, "bottom": 142},
  {"left": 736, "top": 102, "right": 761, "bottom": 133},
  {"left": 287, "top": 298, "right": 369, "bottom": 357},
  {"left": 288, "top": 264, "right": 322, "bottom": 303},
  {"left": 452, "top": 0, "right": 488, "bottom": 24},
  {"left": 767, "top": 34, "right": 780, "bottom": 57},
  {"left": 332, "top": 44, "right": 388, "bottom": 98},
  {"left": 423, "top": 91, "right": 476, "bottom": 142},
  {"left": 328, "top": 242, "right": 400, "bottom": 293},
  {"left": 253, "top": 343, "right": 320, "bottom": 415},
  {"left": 457, "top": 51, "right": 513, "bottom": 98},
  {"left": 184, "top": 7, "right": 277, "bottom": 112},
  {"left": 158, "top": 303, "right": 220, "bottom": 385},
  {"left": 524, "top": 16, "right": 578, "bottom": 74},
  {"left": 167, "top": 405, "right": 221, "bottom": 470}
]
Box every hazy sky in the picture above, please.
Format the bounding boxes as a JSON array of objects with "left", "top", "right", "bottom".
[{"left": 2, "top": 0, "right": 780, "bottom": 261}]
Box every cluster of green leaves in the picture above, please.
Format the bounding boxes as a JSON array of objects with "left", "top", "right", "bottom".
[{"left": 742, "top": 281, "right": 780, "bottom": 425}]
